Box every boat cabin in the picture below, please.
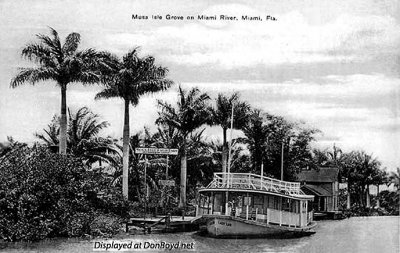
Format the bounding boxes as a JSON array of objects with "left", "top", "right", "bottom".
[{"left": 196, "top": 173, "right": 314, "bottom": 228}]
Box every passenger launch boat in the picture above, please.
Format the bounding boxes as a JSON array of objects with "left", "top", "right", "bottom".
[{"left": 195, "top": 172, "right": 317, "bottom": 238}]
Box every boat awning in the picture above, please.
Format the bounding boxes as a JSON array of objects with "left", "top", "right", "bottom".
[{"left": 301, "top": 185, "right": 332, "bottom": 197}]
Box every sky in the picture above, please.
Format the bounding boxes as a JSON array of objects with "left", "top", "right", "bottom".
[{"left": 0, "top": 0, "right": 399, "bottom": 171}]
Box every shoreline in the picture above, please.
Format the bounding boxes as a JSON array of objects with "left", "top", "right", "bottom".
[{"left": 1, "top": 215, "right": 399, "bottom": 246}]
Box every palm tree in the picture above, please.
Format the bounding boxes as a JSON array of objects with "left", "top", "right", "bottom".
[
  {"left": 239, "top": 109, "right": 270, "bottom": 173},
  {"left": 210, "top": 93, "right": 249, "bottom": 173},
  {"left": 327, "top": 144, "right": 343, "bottom": 167},
  {"left": 342, "top": 151, "right": 381, "bottom": 208},
  {"left": 10, "top": 27, "right": 105, "bottom": 154},
  {"left": 312, "top": 148, "right": 330, "bottom": 167},
  {"left": 371, "top": 169, "right": 388, "bottom": 208},
  {"left": 360, "top": 152, "right": 381, "bottom": 208},
  {"left": 95, "top": 49, "right": 172, "bottom": 199},
  {"left": 389, "top": 167, "right": 400, "bottom": 190},
  {"left": 35, "top": 107, "right": 118, "bottom": 165},
  {"left": 157, "top": 86, "right": 211, "bottom": 208}
]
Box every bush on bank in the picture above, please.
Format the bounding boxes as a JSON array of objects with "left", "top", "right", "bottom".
[{"left": 0, "top": 145, "right": 129, "bottom": 241}]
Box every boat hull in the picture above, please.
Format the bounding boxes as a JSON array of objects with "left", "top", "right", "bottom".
[{"left": 204, "top": 215, "right": 316, "bottom": 238}]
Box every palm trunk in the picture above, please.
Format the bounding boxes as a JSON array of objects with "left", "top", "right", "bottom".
[
  {"left": 347, "top": 179, "right": 351, "bottom": 209},
  {"left": 222, "top": 127, "right": 227, "bottom": 173},
  {"left": 359, "top": 186, "right": 364, "bottom": 207},
  {"left": 366, "top": 184, "right": 371, "bottom": 208},
  {"left": 179, "top": 138, "right": 187, "bottom": 209},
  {"left": 122, "top": 99, "right": 130, "bottom": 199},
  {"left": 59, "top": 85, "right": 67, "bottom": 154},
  {"left": 376, "top": 184, "right": 380, "bottom": 208}
]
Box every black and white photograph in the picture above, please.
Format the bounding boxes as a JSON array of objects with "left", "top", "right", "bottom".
[{"left": 0, "top": 0, "right": 399, "bottom": 252}]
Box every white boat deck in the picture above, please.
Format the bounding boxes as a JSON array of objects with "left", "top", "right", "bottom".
[{"left": 203, "top": 172, "right": 306, "bottom": 196}]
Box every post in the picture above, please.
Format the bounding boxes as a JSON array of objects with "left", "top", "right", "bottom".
[
  {"left": 281, "top": 140, "right": 284, "bottom": 181},
  {"left": 165, "top": 155, "right": 169, "bottom": 215},
  {"left": 366, "top": 185, "right": 371, "bottom": 208},
  {"left": 145, "top": 155, "right": 149, "bottom": 199},
  {"left": 261, "top": 163, "right": 264, "bottom": 189},
  {"left": 166, "top": 155, "right": 169, "bottom": 179},
  {"left": 347, "top": 188, "right": 351, "bottom": 209},
  {"left": 226, "top": 103, "right": 235, "bottom": 213},
  {"left": 227, "top": 103, "right": 234, "bottom": 185},
  {"left": 144, "top": 155, "right": 148, "bottom": 220}
]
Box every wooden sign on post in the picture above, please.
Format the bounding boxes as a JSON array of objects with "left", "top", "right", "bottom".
[
  {"left": 135, "top": 148, "right": 178, "bottom": 155},
  {"left": 159, "top": 180, "right": 175, "bottom": 186},
  {"left": 244, "top": 196, "right": 252, "bottom": 206}
]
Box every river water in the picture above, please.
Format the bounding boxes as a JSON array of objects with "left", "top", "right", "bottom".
[{"left": 1, "top": 216, "right": 398, "bottom": 253}]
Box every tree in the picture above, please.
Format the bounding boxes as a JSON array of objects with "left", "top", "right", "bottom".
[
  {"left": 341, "top": 151, "right": 381, "bottom": 208},
  {"left": 389, "top": 167, "right": 400, "bottom": 190},
  {"left": 210, "top": 93, "right": 249, "bottom": 173},
  {"left": 311, "top": 148, "right": 330, "bottom": 167},
  {"left": 326, "top": 144, "right": 343, "bottom": 167},
  {"left": 95, "top": 49, "right": 172, "bottom": 199},
  {"left": 239, "top": 109, "right": 270, "bottom": 173},
  {"left": 157, "top": 86, "right": 211, "bottom": 208},
  {"left": 35, "top": 107, "right": 117, "bottom": 166},
  {"left": 0, "top": 145, "right": 130, "bottom": 241},
  {"left": 371, "top": 169, "right": 388, "bottom": 208},
  {"left": 239, "top": 111, "right": 318, "bottom": 180},
  {"left": 10, "top": 27, "right": 105, "bottom": 154}
]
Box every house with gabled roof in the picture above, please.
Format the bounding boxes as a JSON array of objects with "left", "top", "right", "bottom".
[{"left": 297, "top": 167, "right": 340, "bottom": 213}]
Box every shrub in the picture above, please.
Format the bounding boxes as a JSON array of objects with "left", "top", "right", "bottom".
[
  {"left": 90, "top": 213, "right": 122, "bottom": 236},
  {"left": 0, "top": 145, "right": 125, "bottom": 241}
]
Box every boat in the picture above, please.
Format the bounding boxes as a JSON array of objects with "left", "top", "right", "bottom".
[{"left": 194, "top": 172, "right": 317, "bottom": 238}]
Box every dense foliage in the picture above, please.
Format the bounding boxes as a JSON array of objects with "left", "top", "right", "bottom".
[
  {"left": 35, "top": 107, "right": 118, "bottom": 166},
  {"left": 0, "top": 145, "right": 129, "bottom": 241}
]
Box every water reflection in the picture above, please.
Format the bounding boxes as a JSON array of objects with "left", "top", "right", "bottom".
[{"left": 1, "top": 216, "right": 398, "bottom": 253}]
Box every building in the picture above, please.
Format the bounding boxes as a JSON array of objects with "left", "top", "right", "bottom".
[{"left": 297, "top": 167, "right": 339, "bottom": 213}]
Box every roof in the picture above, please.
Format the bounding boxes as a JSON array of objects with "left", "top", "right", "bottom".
[
  {"left": 297, "top": 167, "right": 339, "bottom": 183},
  {"left": 301, "top": 184, "right": 332, "bottom": 197}
]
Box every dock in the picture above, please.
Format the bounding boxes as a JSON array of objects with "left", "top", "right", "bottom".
[{"left": 125, "top": 215, "right": 199, "bottom": 233}]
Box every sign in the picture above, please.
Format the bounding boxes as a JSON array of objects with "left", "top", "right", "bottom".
[
  {"left": 135, "top": 148, "right": 178, "bottom": 155},
  {"left": 159, "top": 180, "right": 175, "bottom": 186},
  {"left": 243, "top": 196, "right": 252, "bottom": 206}
]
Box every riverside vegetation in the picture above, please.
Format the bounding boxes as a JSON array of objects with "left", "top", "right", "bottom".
[{"left": 1, "top": 28, "right": 399, "bottom": 242}]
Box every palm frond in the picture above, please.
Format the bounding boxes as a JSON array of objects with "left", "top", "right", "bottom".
[
  {"left": 95, "top": 86, "right": 119, "bottom": 100},
  {"left": 36, "top": 27, "right": 63, "bottom": 61},
  {"left": 10, "top": 67, "right": 57, "bottom": 88},
  {"left": 96, "top": 49, "right": 172, "bottom": 106},
  {"left": 21, "top": 43, "right": 56, "bottom": 68},
  {"left": 62, "top": 32, "right": 80, "bottom": 55}
]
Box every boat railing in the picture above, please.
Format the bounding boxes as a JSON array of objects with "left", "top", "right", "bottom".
[{"left": 206, "top": 172, "right": 302, "bottom": 195}]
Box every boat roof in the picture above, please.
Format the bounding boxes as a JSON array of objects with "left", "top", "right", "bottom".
[{"left": 199, "top": 173, "right": 314, "bottom": 200}]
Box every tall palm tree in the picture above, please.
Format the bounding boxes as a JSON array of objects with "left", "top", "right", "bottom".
[
  {"left": 157, "top": 86, "right": 211, "bottom": 208},
  {"left": 210, "top": 93, "right": 249, "bottom": 173},
  {"left": 95, "top": 49, "right": 172, "bottom": 199},
  {"left": 10, "top": 27, "right": 104, "bottom": 154}
]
